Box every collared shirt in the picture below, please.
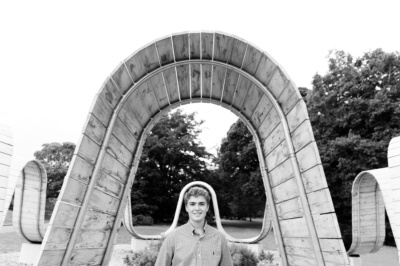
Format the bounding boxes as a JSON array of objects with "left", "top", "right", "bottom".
[{"left": 155, "top": 222, "right": 233, "bottom": 266}]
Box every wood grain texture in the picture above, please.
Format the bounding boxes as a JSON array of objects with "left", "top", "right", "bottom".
[
  {"left": 172, "top": 33, "right": 189, "bottom": 61},
  {"left": 176, "top": 64, "right": 190, "bottom": 100},
  {"left": 140, "top": 43, "right": 160, "bottom": 74},
  {"left": 189, "top": 33, "right": 201, "bottom": 60},
  {"left": 99, "top": 78, "right": 122, "bottom": 110},
  {"left": 241, "top": 83, "right": 263, "bottom": 119},
  {"left": 255, "top": 53, "right": 277, "bottom": 87},
  {"left": 201, "top": 64, "right": 212, "bottom": 98},
  {"left": 231, "top": 75, "right": 252, "bottom": 110},
  {"left": 148, "top": 73, "right": 170, "bottom": 109},
  {"left": 229, "top": 37, "right": 247, "bottom": 68},
  {"left": 259, "top": 107, "right": 280, "bottom": 143},
  {"left": 163, "top": 67, "right": 180, "bottom": 104},
  {"left": 125, "top": 53, "right": 146, "bottom": 83},
  {"left": 137, "top": 81, "right": 160, "bottom": 116},
  {"left": 241, "top": 45, "right": 263, "bottom": 76},
  {"left": 111, "top": 63, "right": 133, "bottom": 95},
  {"left": 118, "top": 100, "right": 143, "bottom": 139},
  {"left": 156, "top": 37, "right": 174, "bottom": 66},
  {"left": 213, "top": 33, "right": 234, "bottom": 63},
  {"left": 222, "top": 69, "right": 239, "bottom": 105},
  {"left": 83, "top": 115, "right": 106, "bottom": 146},
  {"left": 267, "top": 67, "right": 289, "bottom": 99},
  {"left": 191, "top": 64, "right": 201, "bottom": 98},
  {"left": 211, "top": 65, "right": 226, "bottom": 101},
  {"left": 250, "top": 94, "right": 274, "bottom": 129},
  {"left": 201, "top": 32, "right": 214, "bottom": 60},
  {"left": 90, "top": 94, "right": 113, "bottom": 127}
]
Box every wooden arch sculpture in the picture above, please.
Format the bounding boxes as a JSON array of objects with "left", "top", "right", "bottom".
[
  {"left": 348, "top": 136, "right": 400, "bottom": 262},
  {"left": 0, "top": 124, "right": 13, "bottom": 228},
  {"left": 13, "top": 160, "right": 47, "bottom": 243},
  {"left": 36, "top": 32, "right": 349, "bottom": 266}
]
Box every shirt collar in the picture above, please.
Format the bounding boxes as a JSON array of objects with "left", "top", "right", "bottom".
[{"left": 188, "top": 221, "right": 208, "bottom": 236}]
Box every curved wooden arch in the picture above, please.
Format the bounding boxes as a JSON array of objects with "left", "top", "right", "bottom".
[
  {"left": 36, "top": 32, "right": 349, "bottom": 266},
  {"left": 13, "top": 160, "right": 47, "bottom": 243}
]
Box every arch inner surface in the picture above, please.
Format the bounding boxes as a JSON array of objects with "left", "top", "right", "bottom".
[{"left": 35, "top": 32, "right": 349, "bottom": 266}]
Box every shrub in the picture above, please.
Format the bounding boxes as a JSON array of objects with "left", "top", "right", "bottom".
[
  {"left": 132, "top": 215, "right": 154, "bottom": 225},
  {"left": 230, "top": 244, "right": 259, "bottom": 266},
  {"left": 124, "top": 240, "right": 163, "bottom": 266}
]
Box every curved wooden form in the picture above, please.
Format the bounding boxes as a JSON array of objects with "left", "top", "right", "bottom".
[
  {"left": 13, "top": 160, "right": 47, "bottom": 243},
  {"left": 347, "top": 136, "right": 400, "bottom": 264},
  {"left": 0, "top": 124, "right": 13, "bottom": 228},
  {"left": 36, "top": 32, "right": 349, "bottom": 266},
  {"left": 124, "top": 180, "right": 271, "bottom": 243}
]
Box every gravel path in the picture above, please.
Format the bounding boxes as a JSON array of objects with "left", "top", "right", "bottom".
[{"left": 0, "top": 245, "right": 132, "bottom": 266}]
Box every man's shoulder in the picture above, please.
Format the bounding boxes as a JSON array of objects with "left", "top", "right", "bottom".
[
  {"left": 205, "top": 224, "right": 226, "bottom": 238},
  {"left": 164, "top": 223, "right": 190, "bottom": 239}
]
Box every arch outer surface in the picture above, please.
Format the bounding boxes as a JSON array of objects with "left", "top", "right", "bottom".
[
  {"left": 35, "top": 32, "right": 349, "bottom": 266},
  {"left": 0, "top": 124, "right": 13, "bottom": 228}
]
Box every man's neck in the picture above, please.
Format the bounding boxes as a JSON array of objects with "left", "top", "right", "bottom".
[{"left": 189, "top": 220, "right": 205, "bottom": 230}]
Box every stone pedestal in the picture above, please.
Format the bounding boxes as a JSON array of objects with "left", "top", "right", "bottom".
[
  {"left": 19, "top": 243, "right": 41, "bottom": 265},
  {"left": 131, "top": 238, "right": 159, "bottom": 252}
]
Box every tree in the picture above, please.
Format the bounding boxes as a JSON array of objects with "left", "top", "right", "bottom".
[
  {"left": 131, "top": 109, "right": 212, "bottom": 223},
  {"left": 34, "top": 142, "right": 76, "bottom": 199},
  {"left": 215, "top": 120, "right": 265, "bottom": 221},
  {"left": 307, "top": 49, "right": 400, "bottom": 247}
]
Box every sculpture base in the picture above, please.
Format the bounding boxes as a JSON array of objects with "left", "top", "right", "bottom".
[
  {"left": 19, "top": 243, "right": 41, "bottom": 265},
  {"left": 131, "top": 238, "right": 160, "bottom": 252},
  {"left": 349, "top": 254, "right": 362, "bottom": 266}
]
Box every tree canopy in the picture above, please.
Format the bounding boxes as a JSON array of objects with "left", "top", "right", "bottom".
[
  {"left": 34, "top": 142, "right": 76, "bottom": 198},
  {"left": 307, "top": 48, "right": 400, "bottom": 247}
]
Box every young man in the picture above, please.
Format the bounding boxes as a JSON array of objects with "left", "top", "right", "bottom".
[{"left": 155, "top": 186, "right": 233, "bottom": 266}]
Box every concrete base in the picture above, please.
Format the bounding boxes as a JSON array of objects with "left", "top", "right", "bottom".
[
  {"left": 19, "top": 242, "right": 41, "bottom": 265},
  {"left": 349, "top": 255, "right": 362, "bottom": 266}
]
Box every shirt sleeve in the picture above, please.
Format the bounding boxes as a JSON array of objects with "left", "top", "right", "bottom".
[
  {"left": 219, "top": 236, "right": 233, "bottom": 266},
  {"left": 155, "top": 235, "right": 174, "bottom": 266}
]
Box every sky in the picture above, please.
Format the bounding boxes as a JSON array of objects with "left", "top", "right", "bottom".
[{"left": 0, "top": 0, "right": 399, "bottom": 163}]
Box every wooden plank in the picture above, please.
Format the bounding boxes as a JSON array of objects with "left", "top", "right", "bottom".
[
  {"left": 68, "top": 248, "right": 105, "bottom": 266},
  {"left": 291, "top": 120, "right": 315, "bottom": 153},
  {"left": 263, "top": 122, "right": 284, "bottom": 156},
  {"left": 267, "top": 157, "right": 292, "bottom": 189},
  {"left": 0, "top": 164, "right": 11, "bottom": 178},
  {"left": 60, "top": 178, "right": 88, "bottom": 206},
  {"left": 259, "top": 107, "right": 280, "bottom": 142},
  {"left": 107, "top": 134, "right": 134, "bottom": 168},
  {"left": 222, "top": 69, "right": 239, "bottom": 105},
  {"left": 307, "top": 188, "right": 335, "bottom": 215},
  {"left": 177, "top": 64, "right": 190, "bottom": 100},
  {"left": 232, "top": 75, "right": 252, "bottom": 110},
  {"left": 272, "top": 177, "right": 299, "bottom": 204},
  {"left": 96, "top": 170, "right": 124, "bottom": 199},
  {"left": 118, "top": 100, "right": 143, "bottom": 138},
  {"left": 276, "top": 197, "right": 303, "bottom": 220},
  {"left": 0, "top": 134, "right": 13, "bottom": 147},
  {"left": 66, "top": 155, "right": 94, "bottom": 184},
  {"left": 51, "top": 201, "right": 80, "bottom": 228},
  {"left": 265, "top": 140, "right": 289, "bottom": 171},
  {"left": 111, "top": 63, "right": 133, "bottom": 95},
  {"left": 163, "top": 67, "right": 180, "bottom": 103},
  {"left": 301, "top": 165, "right": 328, "bottom": 193},
  {"left": 285, "top": 242, "right": 348, "bottom": 265},
  {"left": 255, "top": 53, "right": 277, "bottom": 87},
  {"left": 172, "top": 33, "right": 189, "bottom": 61},
  {"left": 82, "top": 210, "right": 115, "bottom": 231},
  {"left": 137, "top": 81, "right": 160, "bottom": 116},
  {"left": 314, "top": 213, "right": 342, "bottom": 238},
  {"left": 388, "top": 155, "right": 400, "bottom": 166},
  {"left": 76, "top": 134, "right": 100, "bottom": 165},
  {"left": 191, "top": 64, "right": 201, "bottom": 98},
  {"left": 89, "top": 189, "right": 120, "bottom": 216},
  {"left": 250, "top": 94, "right": 274, "bottom": 129},
  {"left": 189, "top": 32, "right": 201, "bottom": 59},
  {"left": 0, "top": 125, "right": 13, "bottom": 137},
  {"left": 125, "top": 89, "right": 151, "bottom": 126},
  {"left": 201, "top": 64, "right": 212, "bottom": 98},
  {"left": 148, "top": 73, "right": 169, "bottom": 109},
  {"left": 139, "top": 43, "right": 160, "bottom": 73},
  {"left": 241, "top": 44, "right": 263, "bottom": 75},
  {"left": 82, "top": 115, "right": 106, "bottom": 146},
  {"left": 278, "top": 82, "right": 301, "bottom": 115},
  {"left": 90, "top": 94, "right": 113, "bottom": 127},
  {"left": 287, "top": 254, "right": 317, "bottom": 266},
  {"left": 75, "top": 229, "right": 111, "bottom": 248},
  {"left": 213, "top": 33, "right": 234, "bottom": 63},
  {"left": 280, "top": 217, "right": 308, "bottom": 237},
  {"left": 286, "top": 100, "right": 309, "bottom": 133},
  {"left": 211, "top": 65, "right": 226, "bottom": 101},
  {"left": 267, "top": 67, "right": 289, "bottom": 99},
  {"left": 101, "top": 153, "right": 129, "bottom": 184},
  {"left": 229, "top": 37, "right": 247, "bottom": 68},
  {"left": 42, "top": 226, "right": 72, "bottom": 249},
  {"left": 296, "top": 142, "right": 322, "bottom": 173},
  {"left": 201, "top": 32, "right": 213, "bottom": 60},
  {"left": 99, "top": 78, "right": 122, "bottom": 110},
  {"left": 241, "top": 83, "right": 263, "bottom": 119},
  {"left": 125, "top": 52, "right": 146, "bottom": 83},
  {"left": 156, "top": 36, "right": 174, "bottom": 66},
  {"left": 0, "top": 142, "right": 13, "bottom": 156}
]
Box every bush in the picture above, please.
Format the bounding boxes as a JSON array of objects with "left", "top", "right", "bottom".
[
  {"left": 230, "top": 244, "right": 259, "bottom": 266},
  {"left": 132, "top": 215, "right": 154, "bottom": 225},
  {"left": 124, "top": 240, "right": 163, "bottom": 266}
]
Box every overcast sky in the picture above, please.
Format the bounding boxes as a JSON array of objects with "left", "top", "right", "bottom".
[{"left": 1, "top": 0, "right": 399, "bottom": 163}]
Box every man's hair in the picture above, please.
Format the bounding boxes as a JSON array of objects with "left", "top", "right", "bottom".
[{"left": 184, "top": 186, "right": 211, "bottom": 206}]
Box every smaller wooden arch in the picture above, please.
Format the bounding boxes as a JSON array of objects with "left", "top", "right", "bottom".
[
  {"left": 348, "top": 136, "right": 400, "bottom": 264},
  {"left": 124, "top": 180, "right": 271, "bottom": 243},
  {"left": 13, "top": 160, "right": 47, "bottom": 243},
  {"left": 0, "top": 124, "right": 13, "bottom": 228}
]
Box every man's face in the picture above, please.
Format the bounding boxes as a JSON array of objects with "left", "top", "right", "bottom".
[{"left": 185, "top": 195, "right": 209, "bottom": 224}]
